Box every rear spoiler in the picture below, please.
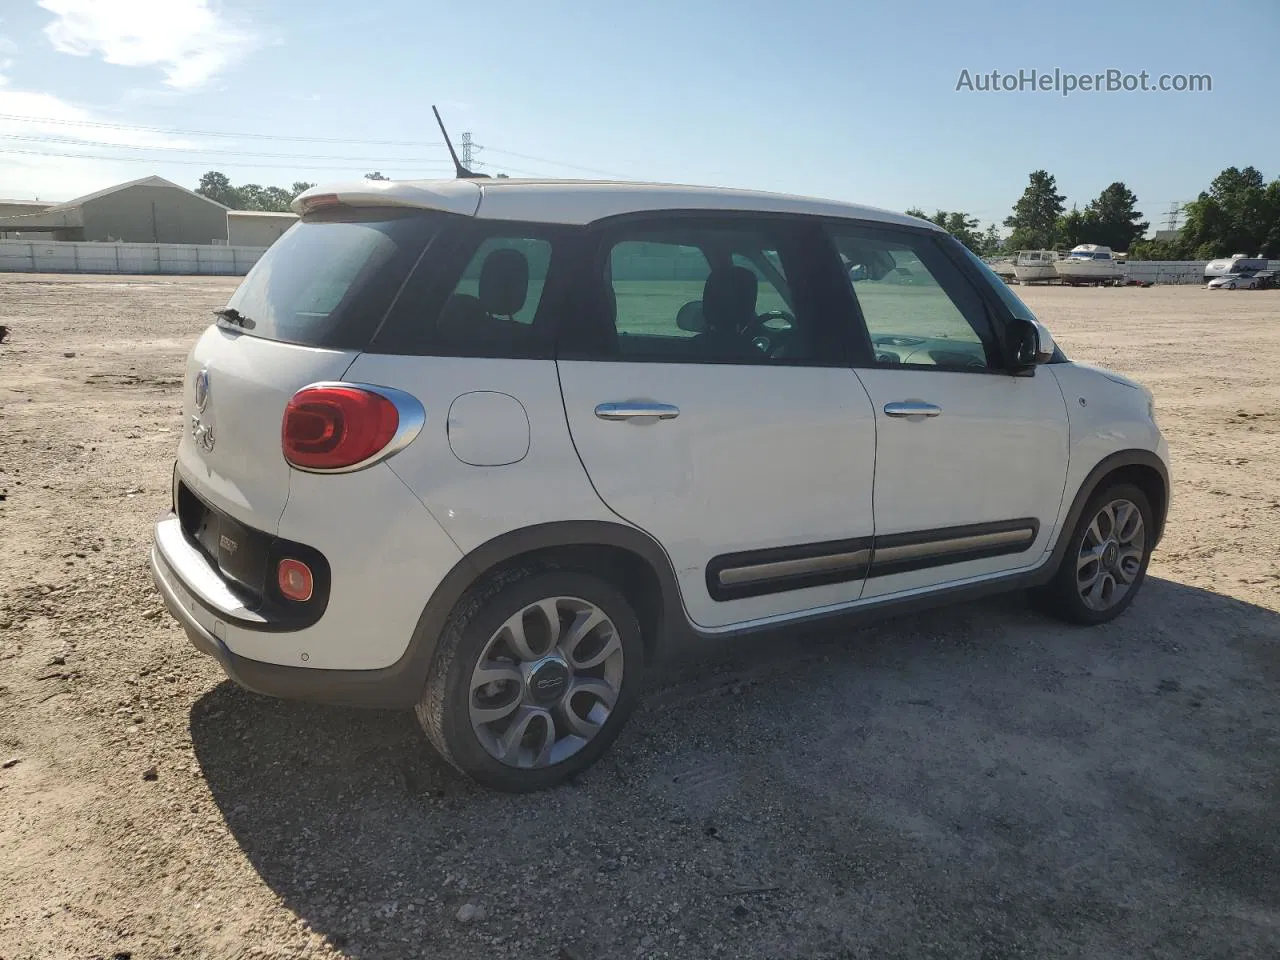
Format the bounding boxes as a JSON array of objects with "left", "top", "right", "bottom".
[{"left": 291, "top": 179, "right": 482, "bottom": 218}]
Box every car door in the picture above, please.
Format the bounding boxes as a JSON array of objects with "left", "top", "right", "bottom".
[
  {"left": 556, "top": 214, "right": 878, "bottom": 630},
  {"left": 827, "top": 223, "right": 1071, "bottom": 600}
]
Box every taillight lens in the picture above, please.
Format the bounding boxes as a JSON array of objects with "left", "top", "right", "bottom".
[
  {"left": 282, "top": 386, "right": 399, "bottom": 470},
  {"left": 277, "top": 558, "right": 314, "bottom": 602}
]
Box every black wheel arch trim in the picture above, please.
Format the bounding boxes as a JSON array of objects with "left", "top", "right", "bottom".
[{"left": 1048, "top": 449, "right": 1170, "bottom": 569}]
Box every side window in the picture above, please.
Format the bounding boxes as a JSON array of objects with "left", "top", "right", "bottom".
[
  {"left": 376, "top": 229, "right": 556, "bottom": 357},
  {"left": 830, "top": 227, "right": 997, "bottom": 371},
  {"left": 596, "top": 221, "right": 817, "bottom": 364},
  {"left": 449, "top": 236, "right": 551, "bottom": 326}
]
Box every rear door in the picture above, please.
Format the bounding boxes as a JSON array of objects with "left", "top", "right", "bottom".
[
  {"left": 556, "top": 214, "right": 878, "bottom": 630},
  {"left": 827, "top": 224, "right": 1071, "bottom": 599}
]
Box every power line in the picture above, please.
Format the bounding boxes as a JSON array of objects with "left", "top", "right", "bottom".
[
  {"left": 482, "top": 145, "right": 636, "bottom": 179},
  {"left": 0, "top": 133, "right": 454, "bottom": 165},
  {"left": 0, "top": 112, "right": 446, "bottom": 147},
  {"left": 0, "top": 146, "right": 453, "bottom": 173}
]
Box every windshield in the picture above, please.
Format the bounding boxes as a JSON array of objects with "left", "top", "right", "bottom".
[{"left": 222, "top": 209, "right": 442, "bottom": 349}]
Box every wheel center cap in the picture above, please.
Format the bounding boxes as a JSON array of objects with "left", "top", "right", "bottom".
[
  {"left": 1102, "top": 541, "right": 1119, "bottom": 569},
  {"left": 527, "top": 659, "right": 570, "bottom": 706}
]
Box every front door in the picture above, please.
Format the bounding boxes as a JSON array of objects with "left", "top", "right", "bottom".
[
  {"left": 827, "top": 224, "right": 1071, "bottom": 600},
  {"left": 556, "top": 214, "right": 877, "bottom": 630}
]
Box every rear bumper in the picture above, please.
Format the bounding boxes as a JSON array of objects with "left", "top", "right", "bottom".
[{"left": 149, "top": 514, "right": 426, "bottom": 709}]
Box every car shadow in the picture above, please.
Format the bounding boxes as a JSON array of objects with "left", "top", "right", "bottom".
[{"left": 190, "top": 577, "right": 1280, "bottom": 960}]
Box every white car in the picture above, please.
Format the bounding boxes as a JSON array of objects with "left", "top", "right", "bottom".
[
  {"left": 1207, "top": 272, "right": 1262, "bottom": 290},
  {"left": 150, "top": 177, "right": 1170, "bottom": 792}
]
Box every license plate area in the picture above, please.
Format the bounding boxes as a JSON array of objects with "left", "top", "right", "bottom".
[{"left": 177, "top": 482, "right": 269, "bottom": 607}]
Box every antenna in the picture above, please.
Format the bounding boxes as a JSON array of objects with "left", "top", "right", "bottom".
[{"left": 432, "top": 105, "right": 488, "bottom": 179}]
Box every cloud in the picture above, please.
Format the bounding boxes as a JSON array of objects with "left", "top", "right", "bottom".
[
  {"left": 0, "top": 74, "right": 195, "bottom": 148},
  {"left": 0, "top": 70, "right": 204, "bottom": 199},
  {"left": 38, "top": 0, "right": 255, "bottom": 90}
]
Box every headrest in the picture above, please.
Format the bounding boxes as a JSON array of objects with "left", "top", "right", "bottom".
[
  {"left": 479, "top": 248, "right": 529, "bottom": 317},
  {"left": 701, "top": 266, "right": 757, "bottom": 332}
]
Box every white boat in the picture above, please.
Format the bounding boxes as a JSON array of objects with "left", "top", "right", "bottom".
[
  {"left": 1012, "top": 249, "right": 1061, "bottom": 283},
  {"left": 990, "top": 257, "right": 1016, "bottom": 280},
  {"left": 1054, "top": 244, "right": 1125, "bottom": 284}
]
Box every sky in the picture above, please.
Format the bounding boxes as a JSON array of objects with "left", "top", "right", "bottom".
[{"left": 0, "top": 0, "right": 1277, "bottom": 236}]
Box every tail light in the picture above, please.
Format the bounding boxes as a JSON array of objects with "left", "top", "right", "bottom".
[
  {"left": 277, "top": 558, "right": 314, "bottom": 602},
  {"left": 296, "top": 193, "right": 343, "bottom": 213},
  {"left": 282, "top": 383, "right": 422, "bottom": 472}
]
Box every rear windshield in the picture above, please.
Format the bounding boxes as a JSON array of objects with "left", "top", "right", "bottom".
[{"left": 221, "top": 209, "right": 442, "bottom": 349}]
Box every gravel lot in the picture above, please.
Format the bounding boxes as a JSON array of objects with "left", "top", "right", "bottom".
[{"left": 1, "top": 275, "right": 1278, "bottom": 960}]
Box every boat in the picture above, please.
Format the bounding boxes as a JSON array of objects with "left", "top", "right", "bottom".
[
  {"left": 1012, "top": 249, "right": 1061, "bottom": 284},
  {"left": 989, "top": 257, "right": 1016, "bottom": 281},
  {"left": 1204, "top": 254, "right": 1268, "bottom": 284},
  {"left": 1054, "top": 244, "right": 1125, "bottom": 285}
]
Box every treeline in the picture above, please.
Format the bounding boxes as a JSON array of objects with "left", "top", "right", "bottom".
[
  {"left": 193, "top": 170, "right": 391, "bottom": 212},
  {"left": 909, "top": 165, "right": 1280, "bottom": 261}
]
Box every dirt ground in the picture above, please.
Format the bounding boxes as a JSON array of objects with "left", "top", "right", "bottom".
[{"left": 1, "top": 275, "right": 1277, "bottom": 960}]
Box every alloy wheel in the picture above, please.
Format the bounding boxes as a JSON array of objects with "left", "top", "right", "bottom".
[
  {"left": 1076, "top": 498, "right": 1146, "bottom": 611},
  {"left": 468, "top": 596, "right": 624, "bottom": 768}
]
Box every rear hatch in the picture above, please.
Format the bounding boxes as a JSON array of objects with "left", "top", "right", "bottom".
[{"left": 175, "top": 207, "right": 444, "bottom": 600}]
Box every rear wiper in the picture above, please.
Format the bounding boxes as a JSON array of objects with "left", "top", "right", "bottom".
[{"left": 212, "top": 307, "right": 255, "bottom": 329}]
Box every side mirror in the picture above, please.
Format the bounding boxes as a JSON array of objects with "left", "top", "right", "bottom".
[{"left": 1008, "top": 317, "right": 1055, "bottom": 373}]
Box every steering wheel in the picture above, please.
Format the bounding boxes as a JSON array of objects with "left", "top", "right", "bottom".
[{"left": 744, "top": 310, "right": 797, "bottom": 357}]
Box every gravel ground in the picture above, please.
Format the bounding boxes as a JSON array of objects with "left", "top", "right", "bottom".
[{"left": 0, "top": 275, "right": 1277, "bottom": 960}]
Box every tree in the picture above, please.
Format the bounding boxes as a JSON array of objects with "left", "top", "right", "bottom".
[
  {"left": 1003, "top": 170, "right": 1066, "bottom": 250},
  {"left": 1081, "top": 181, "right": 1148, "bottom": 252},
  {"left": 1180, "top": 166, "right": 1279, "bottom": 258},
  {"left": 905, "top": 208, "right": 984, "bottom": 253},
  {"left": 1056, "top": 206, "right": 1091, "bottom": 249},
  {"left": 980, "top": 223, "right": 1002, "bottom": 256},
  {"left": 193, "top": 172, "right": 314, "bottom": 212},
  {"left": 196, "top": 171, "right": 237, "bottom": 208},
  {"left": 364, "top": 171, "right": 390, "bottom": 181}
]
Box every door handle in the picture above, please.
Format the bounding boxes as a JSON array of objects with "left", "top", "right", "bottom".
[
  {"left": 883, "top": 401, "right": 942, "bottom": 418},
  {"left": 594, "top": 402, "right": 681, "bottom": 422}
]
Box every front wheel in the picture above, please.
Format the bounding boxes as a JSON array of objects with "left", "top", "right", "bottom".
[
  {"left": 1033, "top": 483, "right": 1154, "bottom": 625},
  {"left": 416, "top": 569, "right": 644, "bottom": 792}
]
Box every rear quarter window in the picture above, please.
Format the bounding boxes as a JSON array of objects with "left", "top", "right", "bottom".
[{"left": 222, "top": 209, "right": 442, "bottom": 350}]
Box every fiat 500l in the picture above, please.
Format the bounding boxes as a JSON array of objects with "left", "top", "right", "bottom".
[{"left": 150, "top": 177, "right": 1169, "bottom": 792}]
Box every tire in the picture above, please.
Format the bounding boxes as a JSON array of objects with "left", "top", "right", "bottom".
[
  {"left": 416, "top": 567, "right": 644, "bottom": 792},
  {"left": 1033, "top": 482, "right": 1154, "bottom": 626}
]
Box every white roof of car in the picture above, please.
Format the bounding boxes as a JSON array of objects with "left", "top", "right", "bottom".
[{"left": 292, "top": 177, "right": 939, "bottom": 230}]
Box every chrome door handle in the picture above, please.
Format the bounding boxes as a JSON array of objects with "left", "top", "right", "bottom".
[
  {"left": 594, "top": 402, "right": 681, "bottom": 422},
  {"left": 883, "top": 401, "right": 942, "bottom": 418}
]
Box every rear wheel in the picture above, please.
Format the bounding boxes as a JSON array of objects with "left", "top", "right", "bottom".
[
  {"left": 1033, "top": 483, "right": 1154, "bottom": 625},
  {"left": 416, "top": 568, "right": 643, "bottom": 792}
]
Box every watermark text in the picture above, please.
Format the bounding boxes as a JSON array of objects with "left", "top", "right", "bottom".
[{"left": 955, "top": 68, "right": 1212, "bottom": 96}]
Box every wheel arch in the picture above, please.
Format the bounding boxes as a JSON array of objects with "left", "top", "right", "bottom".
[
  {"left": 402, "top": 521, "right": 688, "bottom": 690},
  {"left": 1048, "top": 449, "right": 1170, "bottom": 572}
]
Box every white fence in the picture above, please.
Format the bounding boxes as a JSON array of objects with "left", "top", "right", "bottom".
[
  {"left": 1120, "top": 260, "right": 1280, "bottom": 284},
  {"left": 0, "top": 239, "right": 268, "bottom": 276}
]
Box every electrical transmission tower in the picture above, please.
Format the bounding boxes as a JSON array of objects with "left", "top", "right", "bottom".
[
  {"left": 460, "top": 132, "right": 483, "bottom": 170},
  {"left": 1164, "top": 202, "right": 1182, "bottom": 232}
]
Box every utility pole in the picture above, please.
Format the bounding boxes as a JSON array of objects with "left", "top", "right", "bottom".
[{"left": 461, "top": 131, "right": 483, "bottom": 170}]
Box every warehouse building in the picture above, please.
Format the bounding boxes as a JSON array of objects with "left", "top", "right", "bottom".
[
  {"left": 0, "top": 175, "right": 230, "bottom": 244},
  {"left": 227, "top": 209, "right": 298, "bottom": 247},
  {"left": 0, "top": 199, "right": 55, "bottom": 238}
]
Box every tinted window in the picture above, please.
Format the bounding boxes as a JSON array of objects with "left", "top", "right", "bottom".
[
  {"left": 223, "top": 210, "right": 439, "bottom": 349},
  {"left": 951, "top": 237, "right": 1042, "bottom": 324},
  {"left": 831, "top": 227, "right": 996, "bottom": 371},
  {"left": 373, "top": 224, "right": 562, "bottom": 358},
  {"left": 589, "top": 221, "right": 820, "bottom": 364}
]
